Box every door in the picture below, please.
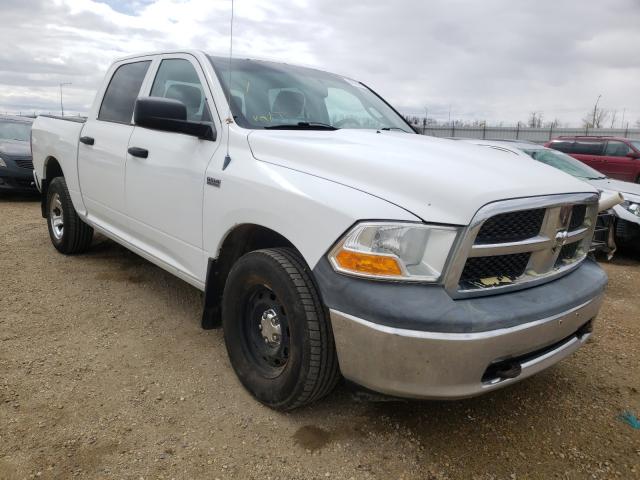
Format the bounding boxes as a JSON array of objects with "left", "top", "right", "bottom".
[
  {"left": 571, "top": 139, "right": 605, "bottom": 173},
  {"left": 602, "top": 140, "right": 634, "bottom": 181},
  {"left": 78, "top": 59, "right": 152, "bottom": 233},
  {"left": 125, "top": 55, "right": 220, "bottom": 282}
]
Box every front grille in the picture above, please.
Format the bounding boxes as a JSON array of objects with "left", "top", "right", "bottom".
[
  {"left": 447, "top": 194, "right": 599, "bottom": 296},
  {"left": 14, "top": 158, "right": 33, "bottom": 170},
  {"left": 592, "top": 211, "right": 615, "bottom": 253},
  {"left": 555, "top": 242, "right": 579, "bottom": 266},
  {"left": 569, "top": 205, "right": 586, "bottom": 230},
  {"left": 15, "top": 178, "right": 34, "bottom": 187},
  {"left": 460, "top": 253, "right": 530, "bottom": 289},
  {"left": 475, "top": 209, "right": 545, "bottom": 244}
]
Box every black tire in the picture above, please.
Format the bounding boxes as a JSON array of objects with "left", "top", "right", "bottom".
[
  {"left": 222, "top": 248, "right": 340, "bottom": 410},
  {"left": 615, "top": 218, "right": 640, "bottom": 253},
  {"left": 46, "top": 177, "right": 94, "bottom": 254}
]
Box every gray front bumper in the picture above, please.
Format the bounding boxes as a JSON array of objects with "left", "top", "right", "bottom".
[
  {"left": 330, "top": 294, "right": 601, "bottom": 399},
  {"left": 313, "top": 257, "right": 607, "bottom": 400}
]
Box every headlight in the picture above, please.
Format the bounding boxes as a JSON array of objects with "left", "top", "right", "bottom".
[
  {"left": 622, "top": 200, "right": 640, "bottom": 217},
  {"left": 328, "top": 222, "right": 459, "bottom": 282},
  {"left": 0, "top": 156, "right": 6, "bottom": 168}
]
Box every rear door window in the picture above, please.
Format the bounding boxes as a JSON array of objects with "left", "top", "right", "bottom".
[
  {"left": 573, "top": 141, "right": 604, "bottom": 155},
  {"left": 604, "top": 141, "right": 632, "bottom": 157},
  {"left": 98, "top": 61, "right": 151, "bottom": 124},
  {"left": 549, "top": 141, "right": 575, "bottom": 153}
]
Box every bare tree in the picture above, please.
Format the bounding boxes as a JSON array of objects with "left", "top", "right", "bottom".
[
  {"left": 544, "top": 118, "right": 561, "bottom": 129},
  {"left": 636, "top": 119, "right": 640, "bottom": 128},
  {"left": 527, "top": 111, "right": 543, "bottom": 128},
  {"left": 582, "top": 108, "right": 608, "bottom": 128},
  {"left": 609, "top": 110, "right": 618, "bottom": 129}
]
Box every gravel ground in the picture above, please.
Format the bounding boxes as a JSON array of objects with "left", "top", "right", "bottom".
[{"left": 1, "top": 194, "right": 639, "bottom": 480}]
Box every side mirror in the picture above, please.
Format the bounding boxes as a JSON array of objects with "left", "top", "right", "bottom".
[
  {"left": 626, "top": 151, "right": 640, "bottom": 159},
  {"left": 134, "top": 97, "right": 216, "bottom": 141}
]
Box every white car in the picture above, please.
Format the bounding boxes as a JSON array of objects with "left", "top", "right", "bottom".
[
  {"left": 460, "top": 139, "right": 640, "bottom": 253},
  {"left": 31, "top": 51, "right": 607, "bottom": 409}
]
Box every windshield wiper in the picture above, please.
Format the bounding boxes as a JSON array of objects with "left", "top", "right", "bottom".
[
  {"left": 378, "top": 127, "right": 406, "bottom": 131},
  {"left": 264, "top": 122, "right": 338, "bottom": 131}
]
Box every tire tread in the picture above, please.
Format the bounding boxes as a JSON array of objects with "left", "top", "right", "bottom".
[
  {"left": 47, "top": 177, "right": 93, "bottom": 254},
  {"left": 244, "top": 247, "right": 340, "bottom": 409}
]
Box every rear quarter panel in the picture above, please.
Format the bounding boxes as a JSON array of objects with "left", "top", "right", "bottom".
[{"left": 31, "top": 116, "right": 86, "bottom": 214}]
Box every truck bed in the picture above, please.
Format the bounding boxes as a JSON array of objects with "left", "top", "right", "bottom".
[{"left": 38, "top": 114, "right": 87, "bottom": 124}]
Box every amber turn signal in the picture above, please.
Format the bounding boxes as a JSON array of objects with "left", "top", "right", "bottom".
[{"left": 335, "top": 249, "right": 403, "bottom": 276}]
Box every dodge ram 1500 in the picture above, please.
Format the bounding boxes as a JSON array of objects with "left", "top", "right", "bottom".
[{"left": 31, "top": 51, "right": 608, "bottom": 410}]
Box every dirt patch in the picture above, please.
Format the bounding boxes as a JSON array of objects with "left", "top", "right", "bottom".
[
  {"left": 294, "top": 425, "right": 333, "bottom": 451},
  {"left": 1, "top": 196, "right": 639, "bottom": 479}
]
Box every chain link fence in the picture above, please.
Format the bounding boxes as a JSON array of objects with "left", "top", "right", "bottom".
[{"left": 419, "top": 125, "right": 640, "bottom": 143}]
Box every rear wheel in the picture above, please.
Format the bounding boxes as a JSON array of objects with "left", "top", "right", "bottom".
[
  {"left": 222, "top": 248, "right": 340, "bottom": 410},
  {"left": 46, "top": 177, "right": 93, "bottom": 254}
]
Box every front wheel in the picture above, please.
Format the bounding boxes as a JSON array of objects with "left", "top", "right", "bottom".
[
  {"left": 46, "top": 177, "right": 94, "bottom": 254},
  {"left": 222, "top": 248, "right": 340, "bottom": 410}
]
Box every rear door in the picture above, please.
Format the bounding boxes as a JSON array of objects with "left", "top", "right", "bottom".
[
  {"left": 602, "top": 140, "right": 634, "bottom": 181},
  {"left": 78, "top": 58, "right": 153, "bottom": 233},
  {"left": 571, "top": 139, "right": 605, "bottom": 173},
  {"left": 124, "top": 54, "right": 221, "bottom": 282}
]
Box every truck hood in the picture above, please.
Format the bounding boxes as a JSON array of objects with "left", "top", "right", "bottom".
[
  {"left": 589, "top": 177, "right": 640, "bottom": 202},
  {"left": 0, "top": 139, "right": 30, "bottom": 157},
  {"left": 247, "top": 130, "right": 596, "bottom": 225}
]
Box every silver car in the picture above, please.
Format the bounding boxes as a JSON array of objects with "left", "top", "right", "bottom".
[{"left": 461, "top": 139, "right": 640, "bottom": 255}]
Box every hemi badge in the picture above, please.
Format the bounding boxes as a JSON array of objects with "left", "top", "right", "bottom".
[{"left": 207, "top": 177, "right": 221, "bottom": 188}]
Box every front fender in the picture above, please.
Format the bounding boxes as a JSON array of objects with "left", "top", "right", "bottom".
[{"left": 203, "top": 159, "right": 419, "bottom": 269}]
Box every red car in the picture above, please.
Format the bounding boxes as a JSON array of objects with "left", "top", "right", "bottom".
[{"left": 545, "top": 136, "right": 640, "bottom": 184}]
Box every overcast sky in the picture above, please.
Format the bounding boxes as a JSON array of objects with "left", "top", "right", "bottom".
[{"left": 1, "top": 0, "right": 639, "bottom": 126}]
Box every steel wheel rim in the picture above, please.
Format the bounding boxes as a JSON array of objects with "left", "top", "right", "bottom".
[
  {"left": 242, "top": 285, "right": 291, "bottom": 377},
  {"left": 49, "top": 193, "right": 64, "bottom": 240}
]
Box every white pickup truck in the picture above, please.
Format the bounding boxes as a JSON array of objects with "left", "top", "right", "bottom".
[{"left": 31, "top": 50, "right": 608, "bottom": 410}]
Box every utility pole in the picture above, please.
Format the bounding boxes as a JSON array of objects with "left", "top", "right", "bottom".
[
  {"left": 591, "top": 94, "right": 602, "bottom": 128},
  {"left": 59, "top": 82, "right": 72, "bottom": 116}
]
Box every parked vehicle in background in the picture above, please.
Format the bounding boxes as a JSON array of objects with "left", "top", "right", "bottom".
[
  {"left": 546, "top": 136, "right": 640, "bottom": 184},
  {"left": 31, "top": 50, "right": 608, "bottom": 410},
  {"left": 461, "top": 139, "right": 637, "bottom": 254},
  {"left": 0, "top": 115, "right": 37, "bottom": 194}
]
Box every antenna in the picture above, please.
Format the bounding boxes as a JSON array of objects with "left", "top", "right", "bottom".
[{"left": 223, "top": 0, "right": 234, "bottom": 170}]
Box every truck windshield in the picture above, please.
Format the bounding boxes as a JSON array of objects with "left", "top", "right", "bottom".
[
  {"left": 523, "top": 148, "right": 606, "bottom": 180},
  {"left": 208, "top": 56, "right": 413, "bottom": 132},
  {"left": 0, "top": 121, "right": 31, "bottom": 142}
]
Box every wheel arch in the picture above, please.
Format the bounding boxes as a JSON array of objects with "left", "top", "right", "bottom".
[
  {"left": 201, "top": 223, "right": 306, "bottom": 329},
  {"left": 40, "top": 156, "right": 65, "bottom": 218}
]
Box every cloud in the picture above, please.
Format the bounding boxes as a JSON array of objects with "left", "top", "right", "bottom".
[{"left": 0, "top": 0, "right": 638, "bottom": 126}]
